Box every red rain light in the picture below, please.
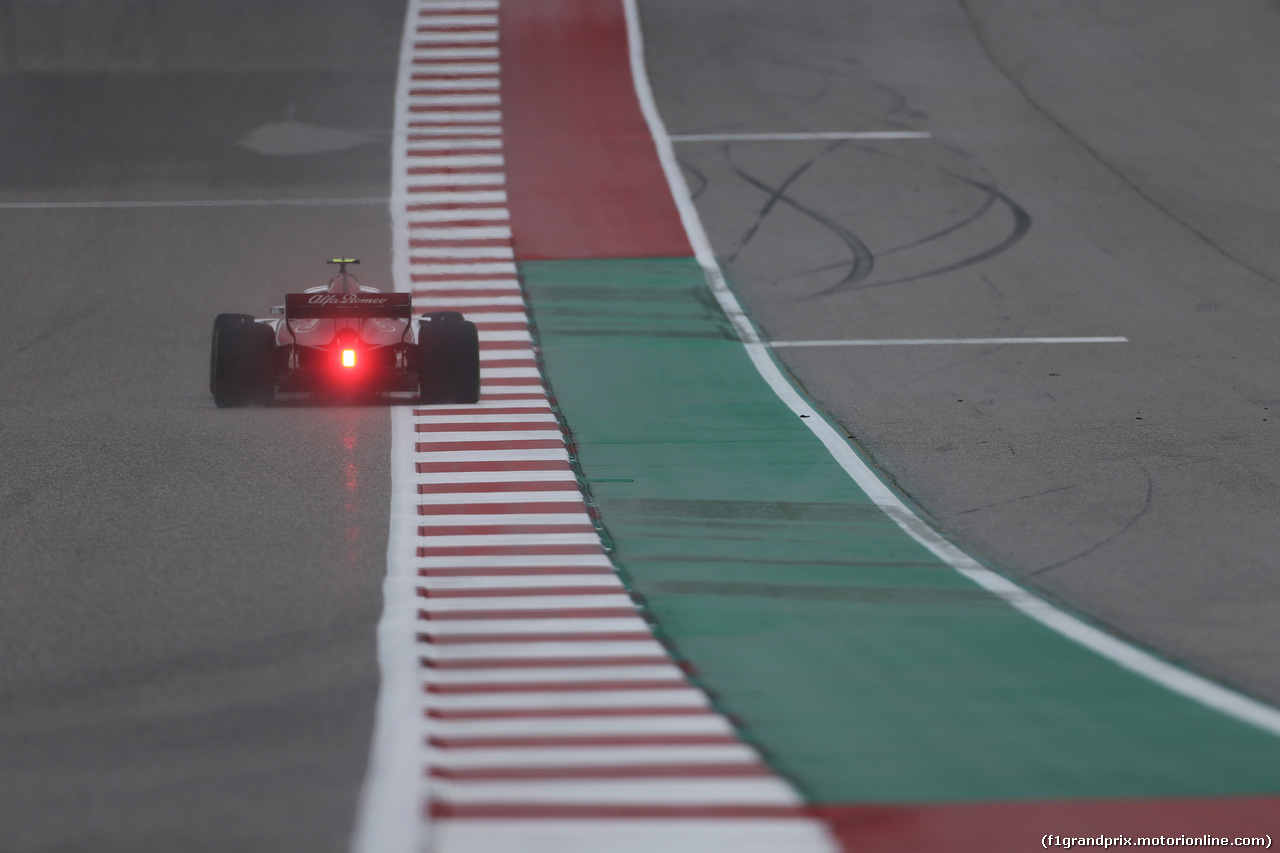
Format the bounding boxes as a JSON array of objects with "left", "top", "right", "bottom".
[{"left": 341, "top": 348, "right": 357, "bottom": 368}]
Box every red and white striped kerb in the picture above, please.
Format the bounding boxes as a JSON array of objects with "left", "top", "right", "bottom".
[{"left": 398, "top": 1, "right": 835, "bottom": 850}]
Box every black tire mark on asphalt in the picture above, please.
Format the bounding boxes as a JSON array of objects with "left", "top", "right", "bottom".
[
  {"left": 727, "top": 136, "right": 875, "bottom": 285},
  {"left": 825, "top": 171, "right": 1031, "bottom": 293},
  {"left": 804, "top": 137, "right": 1033, "bottom": 292},
  {"left": 724, "top": 138, "right": 842, "bottom": 266},
  {"left": 877, "top": 176, "right": 999, "bottom": 257},
  {"left": 777, "top": 166, "right": 1029, "bottom": 297},
  {"left": 1028, "top": 462, "right": 1154, "bottom": 577},
  {"left": 725, "top": 154, "right": 814, "bottom": 267},
  {"left": 878, "top": 140, "right": 1032, "bottom": 264},
  {"left": 954, "top": 483, "right": 1080, "bottom": 516},
  {"left": 721, "top": 131, "right": 1029, "bottom": 295},
  {"left": 727, "top": 157, "right": 875, "bottom": 290},
  {"left": 704, "top": 46, "right": 1030, "bottom": 296},
  {"left": 715, "top": 50, "right": 917, "bottom": 281},
  {"left": 680, "top": 158, "right": 709, "bottom": 202}
]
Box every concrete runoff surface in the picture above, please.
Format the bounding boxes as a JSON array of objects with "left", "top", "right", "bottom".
[
  {"left": 0, "top": 1, "right": 402, "bottom": 851},
  {"left": 638, "top": 0, "right": 1280, "bottom": 705}
]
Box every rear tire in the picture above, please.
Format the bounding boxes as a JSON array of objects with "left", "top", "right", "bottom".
[
  {"left": 418, "top": 312, "right": 481, "bottom": 404},
  {"left": 211, "top": 314, "right": 276, "bottom": 407},
  {"left": 210, "top": 313, "right": 254, "bottom": 396}
]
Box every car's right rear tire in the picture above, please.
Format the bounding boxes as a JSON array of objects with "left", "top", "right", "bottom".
[
  {"left": 418, "top": 312, "right": 481, "bottom": 405},
  {"left": 211, "top": 314, "right": 276, "bottom": 407}
]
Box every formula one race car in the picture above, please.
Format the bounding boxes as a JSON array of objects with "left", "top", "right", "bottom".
[{"left": 210, "top": 259, "right": 480, "bottom": 407}]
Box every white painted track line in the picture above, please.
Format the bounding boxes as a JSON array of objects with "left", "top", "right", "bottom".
[
  {"left": 410, "top": 80, "right": 501, "bottom": 91},
  {"left": 413, "top": 48, "right": 500, "bottom": 60},
  {"left": 411, "top": 450, "right": 567, "bottom": 465},
  {"left": 410, "top": 109, "right": 502, "bottom": 122},
  {"left": 417, "top": 468, "right": 573, "bottom": 481},
  {"left": 410, "top": 93, "right": 502, "bottom": 105},
  {"left": 427, "top": 716, "right": 738, "bottom": 738},
  {"left": 420, "top": 1, "right": 498, "bottom": 10},
  {"left": 424, "top": 665, "right": 685, "bottom": 685},
  {"left": 414, "top": 279, "right": 522, "bottom": 290},
  {"left": 406, "top": 192, "right": 507, "bottom": 206},
  {"left": 406, "top": 174, "right": 507, "bottom": 188},
  {"left": 431, "top": 745, "right": 759, "bottom": 768},
  {"left": 414, "top": 225, "right": 512, "bottom": 239},
  {"left": 433, "top": 399, "right": 549, "bottom": 409},
  {"left": 415, "top": 413, "right": 557, "bottom": 425},
  {"left": 409, "top": 207, "right": 509, "bottom": 221},
  {"left": 431, "top": 778, "right": 802, "bottom": 806},
  {"left": 416, "top": 556, "right": 616, "bottom": 572},
  {"left": 420, "top": 2, "right": 498, "bottom": 11},
  {"left": 412, "top": 64, "right": 501, "bottom": 76},
  {"left": 417, "top": 515, "right": 592, "bottom": 528},
  {"left": 419, "top": 593, "right": 635, "bottom": 611},
  {"left": 420, "top": 576, "right": 623, "bottom": 591},
  {"left": 424, "top": 618, "right": 651, "bottom": 636},
  {"left": 427, "top": 689, "right": 709, "bottom": 711},
  {"left": 405, "top": 124, "right": 503, "bottom": 135},
  {"left": 416, "top": 492, "right": 580, "bottom": 506},
  {"left": 414, "top": 537, "right": 604, "bottom": 550},
  {"left": 469, "top": 312, "right": 532, "bottom": 324},
  {"left": 406, "top": 153, "right": 504, "bottom": 166},
  {"left": 423, "top": 640, "right": 670, "bottom": 661},
  {"left": 411, "top": 429, "right": 560, "bottom": 442},
  {"left": 409, "top": 261, "right": 516, "bottom": 275},
  {"left": 417, "top": 14, "right": 498, "bottom": 26},
  {"left": 429, "top": 294, "right": 525, "bottom": 305},
  {"left": 415, "top": 32, "right": 500, "bottom": 44}
]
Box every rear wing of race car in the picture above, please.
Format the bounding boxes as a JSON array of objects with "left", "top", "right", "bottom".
[{"left": 284, "top": 292, "right": 413, "bottom": 320}]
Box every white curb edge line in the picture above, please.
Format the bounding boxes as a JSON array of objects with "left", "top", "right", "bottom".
[{"left": 350, "top": 0, "right": 431, "bottom": 850}]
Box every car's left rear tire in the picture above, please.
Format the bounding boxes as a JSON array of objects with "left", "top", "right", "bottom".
[{"left": 211, "top": 314, "right": 276, "bottom": 407}]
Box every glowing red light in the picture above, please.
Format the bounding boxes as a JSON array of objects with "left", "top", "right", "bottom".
[{"left": 342, "top": 348, "right": 357, "bottom": 368}]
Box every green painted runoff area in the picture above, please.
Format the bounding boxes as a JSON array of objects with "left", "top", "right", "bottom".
[{"left": 519, "top": 257, "right": 1280, "bottom": 804}]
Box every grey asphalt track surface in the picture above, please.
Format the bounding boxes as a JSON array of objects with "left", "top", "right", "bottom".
[
  {"left": 0, "top": 2, "right": 403, "bottom": 850},
  {"left": 641, "top": 0, "right": 1280, "bottom": 706}
]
